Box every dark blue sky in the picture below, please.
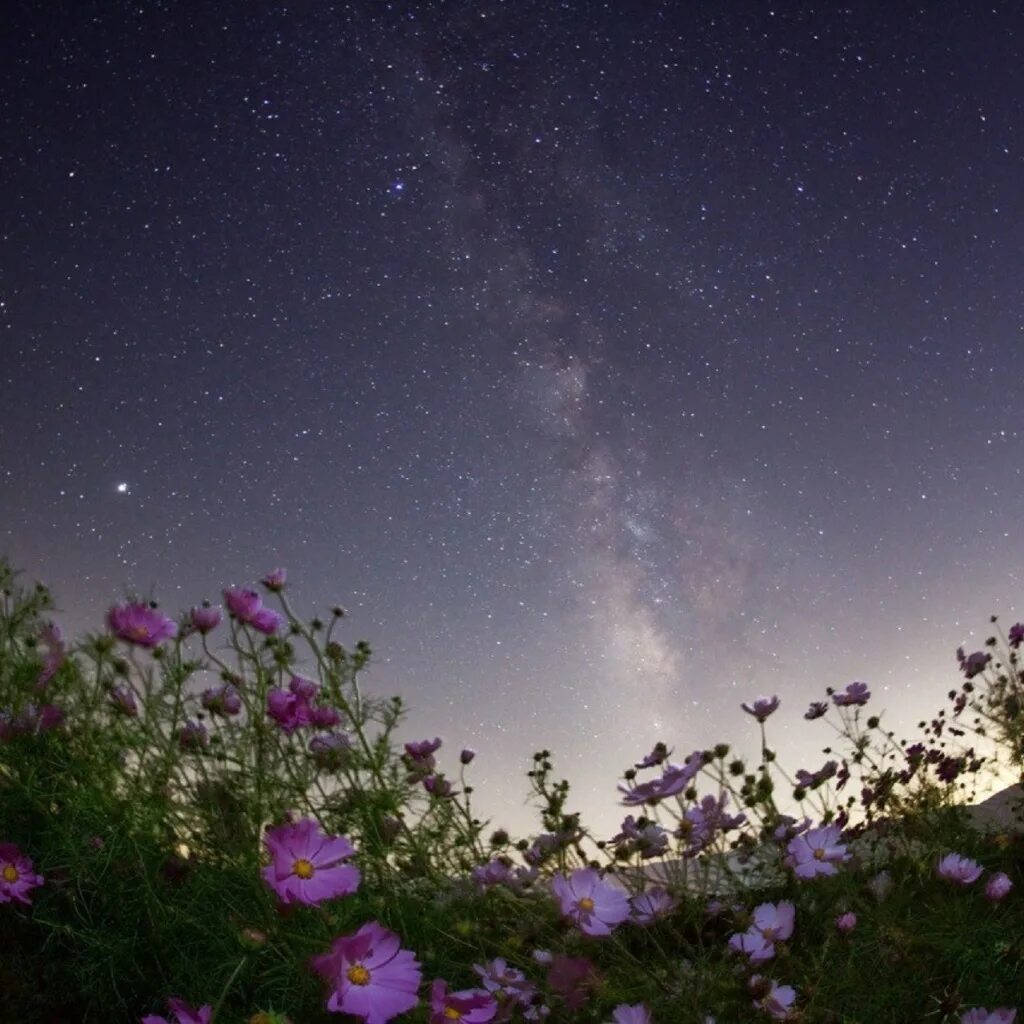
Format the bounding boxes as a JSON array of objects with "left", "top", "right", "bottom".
[{"left": 2, "top": 1, "right": 1021, "bottom": 837}]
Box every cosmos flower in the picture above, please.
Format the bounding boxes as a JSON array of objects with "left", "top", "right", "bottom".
[
  {"left": 189, "top": 605, "right": 222, "bottom": 635},
  {"left": 141, "top": 998, "right": 212, "bottom": 1024},
  {"left": 472, "top": 957, "right": 531, "bottom": 997},
  {"left": 730, "top": 901, "right": 795, "bottom": 962},
  {"left": 0, "top": 842, "right": 44, "bottom": 905},
  {"left": 262, "top": 818, "right": 360, "bottom": 906},
  {"left": 609, "top": 1005, "right": 653, "bottom": 1024},
  {"left": 749, "top": 976, "right": 797, "bottom": 1020},
  {"left": 108, "top": 683, "right": 139, "bottom": 717},
  {"left": 985, "top": 872, "right": 1013, "bottom": 902},
  {"left": 460, "top": 747, "right": 477, "bottom": 764},
  {"left": 428, "top": 979, "right": 497, "bottom": 1024},
  {"left": 34, "top": 622, "right": 65, "bottom": 690},
  {"left": 545, "top": 954, "right": 599, "bottom": 1011},
  {"left": 551, "top": 867, "right": 630, "bottom": 936},
  {"left": 960, "top": 1010, "right": 1017, "bottom": 1024},
  {"left": 309, "top": 732, "right": 354, "bottom": 770},
  {"left": 629, "top": 887, "right": 677, "bottom": 925},
  {"left": 832, "top": 681, "right": 871, "bottom": 706},
  {"left": 835, "top": 912, "right": 857, "bottom": 934},
  {"left": 741, "top": 695, "right": 780, "bottom": 721},
  {"left": 267, "top": 678, "right": 316, "bottom": 733},
  {"left": 223, "top": 588, "right": 283, "bottom": 634},
  {"left": 785, "top": 825, "right": 849, "bottom": 879},
  {"left": 201, "top": 683, "right": 242, "bottom": 717},
  {"left": 1009, "top": 623, "right": 1024, "bottom": 649},
  {"left": 178, "top": 720, "right": 208, "bottom": 751},
  {"left": 956, "top": 647, "right": 991, "bottom": 679},
  {"left": 618, "top": 750, "right": 704, "bottom": 806},
  {"left": 804, "top": 701, "right": 829, "bottom": 720},
  {"left": 108, "top": 602, "right": 177, "bottom": 648},
  {"left": 634, "top": 741, "right": 672, "bottom": 768},
  {"left": 261, "top": 568, "right": 287, "bottom": 591},
  {"left": 936, "top": 852, "right": 983, "bottom": 886},
  {"left": 311, "top": 920, "right": 422, "bottom": 1023}
]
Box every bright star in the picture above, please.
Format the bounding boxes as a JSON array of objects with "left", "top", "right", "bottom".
[{"left": 116, "top": 482, "right": 129, "bottom": 494}]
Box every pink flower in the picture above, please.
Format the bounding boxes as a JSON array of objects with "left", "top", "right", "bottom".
[
  {"left": 0, "top": 842, "right": 44, "bottom": 905},
  {"left": 610, "top": 1005, "right": 652, "bottom": 1024},
  {"left": 985, "top": 872, "right": 1013, "bottom": 902},
  {"left": 311, "top": 920, "right": 422, "bottom": 1022},
  {"left": 189, "top": 606, "right": 222, "bottom": 635},
  {"left": 109, "top": 684, "right": 139, "bottom": 717},
  {"left": 267, "top": 683, "right": 314, "bottom": 733},
  {"left": 141, "top": 998, "right": 212, "bottom": 1024},
  {"left": 729, "top": 901, "right": 795, "bottom": 962},
  {"left": 546, "top": 954, "right": 599, "bottom": 1011},
  {"left": 262, "top": 818, "right": 360, "bottom": 906},
  {"left": 936, "top": 852, "right": 983, "bottom": 885},
  {"left": 741, "top": 695, "right": 780, "bottom": 722},
  {"left": 551, "top": 868, "right": 630, "bottom": 936},
  {"left": 832, "top": 681, "right": 871, "bottom": 707},
  {"left": 201, "top": 684, "right": 242, "bottom": 717},
  {"left": 108, "top": 602, "right": 177, "bottom": 648},
  {"left": 835, "top": 912, "right": 857, "bottom": 934},
  {"left": 178, "top": 720, "right": 208, "bottom": 751},
  {"left": 785, "top": 825, "right": 849, "bottom": 879},
  {"left": 223, "top": 588, "right": 283, "bottom": 635},
  {"left": 960, "top": 1011, "right": 1017, "bottom": 1024},
  {"left": 261, "top": 568, "right": 287, "bottom": 592},
  {"left": 750, "top": 976, "right": 797, "bottom": 1019},
  {"left": 618, "top": 750, "right": 704, "bottom": 806},
  {"left": 429, "top": 979, "right": 497, "bottom": 1023},
  {"left": 472, "top": 957, "right": 531, "bottom": 998},
  {"left": 629, "top": 887, "right": 677, "bottom": 925}
]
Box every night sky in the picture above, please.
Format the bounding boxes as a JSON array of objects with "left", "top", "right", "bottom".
[{"left": 2, "top": 2, "right": 1022, "bottom": 840}]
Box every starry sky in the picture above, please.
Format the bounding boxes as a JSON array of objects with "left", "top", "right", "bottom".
[{"left": 2, "top": 2, "right": 1022, "bottom": 840}]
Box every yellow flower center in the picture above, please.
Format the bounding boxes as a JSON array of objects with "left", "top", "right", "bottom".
[
  {"left": 2, "top": 865, "right": 17, "bottom": 883},
  {"left": 444, "top": 1009, "right": 462, "bottom": 1020},
  {"left": 347, "top": 964, "right": 371, "bottom": 986},
  {"left": 813, "top": 847, "right": 826, "bottom": 860},
  {"left": 578, "top": 896, "right": 595, "bottom": 912},
  {"left": 292, "top": 858, "right": 315, "bottom": 879},
  {"left": 762, "top": 926, "right": 776, "bottom": 940},
  {"left": 131, "top": 625, "right": 150, "bottom": 640}
]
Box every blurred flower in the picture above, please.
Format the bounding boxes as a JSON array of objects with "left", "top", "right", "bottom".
[
  {"left": 836, "top": 911, "right": 857, "bottom": 934},
  {"left": 868, "top": 870, "right": 893, "bottom": 902},
  {"left": 833, "top": 681, "right": 871, "bottom": 707},
  {"left": 310, "top": 705, "right": 342, "bottom": 728},
  {"left": 472, "top": 957, "right": 531, "bottom": 998},
  {"left": 634, "top": 742, "right": 672, "bottom": 768},
  {"left": 804, "top": 701, "right": 828, "bottom": 720},
  {"left": 35, "top": 622, "right": 65, "bottom": 690},
  {"left": 749, "top": 976, "right": 797, "bottom": 1020},
  {"left": 984, "top": 872, "right": 1013, "bottom": 903},
  {"left": 267, "top": 679, "right": 316, "bottom": 733},
  {"left": 619, "top": 750, "right": 704, "bottom": 806},
  {"left": 956, "top": 647, "right": 991, "bottom": 679},
  {"left": 108, "top": 683, "right": 139, "bottom": 717},
  {"left": 189, "top": 605, "right": 222, "bottom": 635},
  {"left": 1009, "top": 623, "right": 1024, "bottom": 649},
  {"left": 108, "top": 602, "right": 177, "bottom": 648},
  {"left": 309, "top": 732, "right": 353, "bottom": 770},
  {"left": 261, "top": 568, "right": 287, "bottom": 592},
  {"left": 263, "top": 818, "right": 360, "bottom": 906},
  {"left": 960, "top": 1010, "right": 1017, "bottom": 1024},
  {"left": 460, "top": 747, "right": 477, "bottom": 765},
  {"left": 629, "top": 887, "right": 677, "bottom": 925},
  {"left": 201, "top": 684, "right": 242, "bottom": 717},
  {"left": 936, "top": 852, "right": 983, "bottom": 886},
  {"left": 551, "top": 868, "right": 630, "bottom": 937},
  {"left": 311, "top": 920, "right": 422, "bottom": 1021},
  {"left": 141, "top": 998, "right": 212, "bottom": 1024},
  {"left": 423, "top": 774, "right": 454, "bottom": 798},
  {"left": 609, "top": 1005, "right": 652, "bottom": 1024},
  {"left": 730, "top": 901, "right": 794, "bottom": 963},
  {"left": 546, "top": 954, "right": 599, "bottom": 1011},
  {"left": 741, "top": 695, "right": 780, "bottom": 722},
  {"left": 223, "top": 588, "right": 283, "bottom": 635},
  {"left": 429, "top": 979, "right": 497, "bottom": 1023},
  {"left": 0, "top": 842, "right": 44, "bottom": 905},
  {"left": 178, "top": 720, "right": 208, "bottom": 752},
  {"left": 785, "top": 825, "right": 849, "bottom": 879}
]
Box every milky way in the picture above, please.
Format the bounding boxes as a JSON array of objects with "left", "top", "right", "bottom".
[{"left": 1, "top": 3, "right": 1021, "bottom": 837}]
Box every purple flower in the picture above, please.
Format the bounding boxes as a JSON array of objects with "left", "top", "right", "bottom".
[
  {"left": 472, "top": 957, "right": 531, "bottom": 997},
  {"left": 985, "top": 872, "right": 1013, "bottom": 903},
  {"left": 429, "top": 980, "right": 497, "bottom": 1024},
  {"left": 35, "top": 622, "right": 66, "bottom": 690},
  {"left": 961, "top": 1011, "right": 1017, "bottom": 1024},
  {"left": 141, "top": 997, "right": 212, "bottom": 1024},
  {"left": 311, "top": 920, "right": 422, "bottom": 1022},
  {"left": 178, "top": 720, "right": 208, "bottom": 752},
  {"left": 551, "top": 868, "right": 631, "bottom": 937},
  {"left": 785, "top": 825, "right": 849, "bottom": 879},
  {"left": 471, "top": 859, "right": 512, "bottom": 891},
  {"left": 936, "top": 852, "right": 983, "bottom": 885},
  {"left": 108, "top": 684, "right": 139, "bottom": 717},
  {"left": 223, "top": 588, "right": 283, "bottom": 635},
  {"left": 263, "top": 818, "right": 360, "bottom": 906},
  {"left": 310, "top": 705, "right": 342, "bottom": 729},
  {"left": 423, "top": 774, "right": 455, "bottom": 798},
  {"left": 730, "top": 900, "right": 795, "bottom": 963},
  {"left": 1009, "top": 623, "right": 1024, "bottom": 649},
  {"left": 750, "top": 976, "right": 797, "bottom": 1020},
  {"left": 618, "top": 750, "right": 704, "bottom": 806},
  {"left": 0, "top": 842, "right": 44, "bottom": 905},
  {"left": 267, "top": 679, "right": 315, "bottom": 733},
  {"left": 460, "top": 747, "right": 477, "bottom": 765},
  {"left": 189, "top": 605, "right": 222, "bottom": 635},
  {"left": 833, "top": 681, "right": 871, "bottom": 707},
  {"left": 201, "top": 684, "right": 242, "bottom": 717},
  {"left": 634, "top": 742, "right": 671, "bottom": 768},
  {"left": 309, "top": 732, "right": 353, "bottom": 769},
  {"left": 741, "top": 695, "right": 780, "bottom": 722},
  {"left": 956, "top": 647, "right": 991, "bottom": 679},
  {"left": 835, "top": 911, "right": 857, "bottom": 934},
  {"left": 108, "top": 602, "right": 178, "bottom": 648},
  {"left": 261, "top": 568, "right": 287, "bottom": 592},
  {"left": 629, "top": 888, "right": 677, "bottom": 925},
  {"left": 804, "top": 701, "right": 828, "bottom": 720},
  {"left": 405, "top": 737, "right": 443, "bottom": 762},
  {"left": 611, "top": 1005, "right": 653, "bottom": 1024}
]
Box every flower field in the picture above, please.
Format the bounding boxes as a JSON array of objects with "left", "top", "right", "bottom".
[{"left": 0, "top": 560, "right": 1020, "bottom": 1023}]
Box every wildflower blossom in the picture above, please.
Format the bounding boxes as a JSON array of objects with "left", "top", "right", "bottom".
[
  {"left": 429, "top": 980, "right": 497, "bottom": 1023},
  {"left": 261, "top": 568, "right": 287, "bottom": 592},
  {"left": 309, "top": 732, "right": 353, "bottom": 770},
  {"left": 178, "top": 720, "right": 208, "bottom": 751},
  {"left": 629, "top": 887, "right": 677, "bottom": 925},
  {"left": 936, "top": 852, "right": 983, "bottom": 886},
  {"left": 311, "top": 921, "right": 422, "bottom": 1023},
  {"left": 262, "top": 818, "right": 360, "bottom": 906},
  {"left": 141, "top": 998, "right": 212, "bottom": 1024},
  {"left": 730, "top": 901, "right": 794, "bottom": 962},
  {"left": 609, "top": 1005, "right": 652, "bottom": 1024},
  {"left": 804, "top": 701, "right": 828, "bottom": 720},
  {"left": 985, "top": 872, "right": 1013, "bottom": 902},
  {"left": 741, "top": 695, "right": 780, "bottom": 721},
  {"left": 832, "top": 681, "right": 871, "bottom": 706},
  {"left": 223, "top": 588, "right": 283, "bottom": 634},
  {"left": 960, "top": 1010, "right": 1017, "bottom": 1024},
  {"left": 1009, "top": 622, "right": 1024, "bottom": 649},
  {"left": 835, "top": 912, "right": 857, "bottom": 934},
  {"left": 109, "top": 683, "right": 139, "bottom": 717},
  {"left": 634, "top": 741, "right": 671, "bottom": 768},
  {"left": 189, "top": 605, "right": 222, "bottom": 635},
  {"left": 618, "top": 751, "right": 703, "bottom": 806},
  {"left": 551, "top": 867, "right": 630, "bottom": 936},
  {"left": 545, "top": 955, "right": 599, "bottom": 1011},
  {"left": 108, "top": 602, "right": 177, "bottom": 648},
  {"left": 201, "top": 684, "right": 242, "bottom": 717},
  {"left": 0, "top": 843, "right": 44, "bottom": 905},
  {"left": 749, "top": 976, "right": 797, "bottom": 1020},
  {"left": 460, "top": 747, "right": 477, "bottom": 764},
  {"left": 957, "top": 647, "right": 991, "bottom": 679},
  {"left": 785, "top": 825, "right": 849, "bottom": 879},
  {"left": 267, "top": 678, "right": 317, "bottom": 733},
  {"left": 472, "top": 957, "right": 531, "bottom": 997}
]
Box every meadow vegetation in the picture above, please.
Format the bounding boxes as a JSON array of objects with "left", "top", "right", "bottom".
[{"left": 0, "top": 559, "right": 1020, "bottom": 1023}]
